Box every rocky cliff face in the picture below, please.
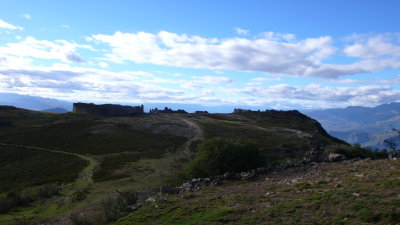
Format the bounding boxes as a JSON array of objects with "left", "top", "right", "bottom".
[{"left": 73, "top": 102, "right": 144, "bottom": 116}]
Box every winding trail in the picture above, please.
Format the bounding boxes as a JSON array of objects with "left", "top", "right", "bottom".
[
  {"left": 179, "top": 118, "right": 204, "bottom": 152},
  {"left": 0, "top": 142, "right": 98, "bottom": 184}
]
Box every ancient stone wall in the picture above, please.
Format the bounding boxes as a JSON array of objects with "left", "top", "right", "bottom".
[
  {"left": 73, "top": 102, "right": 144, "bottom": 116},
  {"left": 149, "top": 107, "right": 187, "bottom": 114}
]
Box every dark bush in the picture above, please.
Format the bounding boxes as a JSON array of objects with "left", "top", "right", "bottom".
[
  {"left": 70, "top": 213, "right": 95, "bottom": 225},
  {"left": 100, "top": 190, "right": 138, "bottom": 222},
  {"left": 36, "top": 184, "right": 60, "bottom": 199},
  {"left": 324, "top": 144, "right": 388, "bottom": 160},
  {"left": 185, "top": 138, "right": 265, "bottom": 178}
]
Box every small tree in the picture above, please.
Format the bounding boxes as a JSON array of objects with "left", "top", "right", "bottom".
[{"left": 185, "top": 138, "right": 265, "bottom": 178}]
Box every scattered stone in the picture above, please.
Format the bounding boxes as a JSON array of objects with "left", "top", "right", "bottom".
[
  {"left": 126, "top": 203, "right": 142, "bottom": 212},
  {"left": 352, "top": 193, "right": 360, "bottom": 197},
  {"left": 328, "top": 153, "right": 346, "bottom": 162},
  {"left": 240, "top": 170, "right": 255, "bottom": 180},
  {"left": 160, "top": 185, "right": 181, "bottom": 195},
  {"left": 256, "top": 167, "right": 269, "bottom": 174},
  {"left": 145, "top": 197, "right": 156, "bottom": 203},
  {"left": 303, "top": 149, "right": 319, "bottom": 162},
  {"left": 291, "top": 178, "right": 302, "bottom": 184}
]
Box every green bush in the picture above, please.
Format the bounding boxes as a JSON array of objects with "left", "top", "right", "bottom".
[
  {"left": 184, "top": 138, "right": 265, "bottom": 178},
  {"left": 100, "top": 190, "right": 138, "bottom": 222},
  {"left": 323, "top": 144, "right": 388, "bottom": 160}
]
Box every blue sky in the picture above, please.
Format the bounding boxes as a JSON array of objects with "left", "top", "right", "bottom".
[{"left": 1, "top": 0, "right": 400, "bottom": 109}]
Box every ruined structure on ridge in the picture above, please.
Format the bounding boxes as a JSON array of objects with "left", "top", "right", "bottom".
[
  {"left": 73, "top": 102, "right": 144, "bottom": 116},
  {"left": 233, "top": 108, "right": 261, "bottom": 113},
  {"left": 195, "top": 111, "right": 209, "bottom": 114},
  {"left": 149, "top": 107, "right": 187, "bottom": 114}
]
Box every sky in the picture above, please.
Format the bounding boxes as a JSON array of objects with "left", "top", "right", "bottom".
[{"left": 1, "top": 0, "right": 400, "bottom": 109}]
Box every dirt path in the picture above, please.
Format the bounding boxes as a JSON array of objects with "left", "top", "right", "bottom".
[
  {"left": 174, "top": 117, "right": 204, "bottom": 153},
  {"left": 0, "top": 142, "right": 98, "bottom": 183}
]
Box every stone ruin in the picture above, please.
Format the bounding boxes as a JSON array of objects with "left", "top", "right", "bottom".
[
  {"left": 195, "top": 111, "right": 209, "bottom": 114},
  {"left": 149, "top": 107, "right": 187, "bottom": 114},
  {"left": 233, "top": 108, "right": 261, "bottom": 113},
  {"left": 73, "top": 102, "right": 144, "bottom": 117}
]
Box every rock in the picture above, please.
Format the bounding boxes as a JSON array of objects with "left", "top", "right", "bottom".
[
  {"left": 232, "top": 173, "right": 242, "bottom": 180},
  {"left": 328, "top": 153, "right": 346, "bottom": 162},
  {"left": 291, "top": 178, "right": 302, "bottom": 184},
  {"left": 351, "top": 157, "right": 362, "bottom": 161},
  {"left": 145, "top": 197, "right": 156, "bottom": 203},
  {"left": 256, "top": 167, "right": 269, "bottom": 174},
  {"left": 240, "top": 170, "right": 255, "bottom": 180},
  {"left": 160, "top": 185, "right": 181, "bottom": 195},
  {"left": 223, "top": 172, "right": 234, "bottom": 179},
  {"left": 303, "top": 149, "right": 319, "bottom": 162},
  {"left": 126, "top": 203, "right": 142, "bottom": 212}
]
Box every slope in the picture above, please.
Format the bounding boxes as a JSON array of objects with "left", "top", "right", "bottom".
[{"left": 115, "top": 158, "right": 400, "bottom": 225}]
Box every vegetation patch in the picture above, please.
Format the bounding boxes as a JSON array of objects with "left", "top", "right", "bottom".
[{"left": 182, "top": 138, "right": 264, "bottom": 179}]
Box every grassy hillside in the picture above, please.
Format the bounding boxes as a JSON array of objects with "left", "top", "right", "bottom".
[
  {"left": 0, "top": 106, "right": 347, "bottom": 225},
  {"left": 0, "top": 145, "right": 87, "bottom": 192},
  {"left": 115, "top": 158, "right": 400, "bottom": 225}
]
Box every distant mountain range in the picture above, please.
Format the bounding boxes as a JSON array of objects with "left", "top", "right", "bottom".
[
  {"left": 42, "top": 107, "right": 69, "bottom": 113},
  {"left": 304, "top": 102, "right": 400, "bottom": 149},
  {"left": 0, "top": 93, "right": 73, "bottom": 111}
]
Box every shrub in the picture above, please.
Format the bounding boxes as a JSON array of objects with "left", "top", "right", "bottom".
[
  {"left": 36, "top": 184, "right": 60, "bottom": 199},
  {"left": 323, "top": 144, "right": 388, "bottom": 160},
  {"left": 100, "top": 190, "right": 138, "bottom": 222},
  {"left": 70, "top": 213, "right": 94, "bottom": 225},
  {"left": 184, "top": 138, "right": 265, "bottom": 178}
]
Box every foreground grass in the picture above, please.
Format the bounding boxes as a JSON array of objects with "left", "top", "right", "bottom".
[{"left": 115, "top": 159, "right": 400, "bottom": 225}]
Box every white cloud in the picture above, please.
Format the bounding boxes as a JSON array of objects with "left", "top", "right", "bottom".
[
  {"left": 0, "top": 37, "right": 91, "bottom": 63},
  {"left": 343, "top": 34, "right": 400, "bottom": 58},
  {"left": 245, "top": 77, "right": 281, "bottom": 86},
  {"left": 0, "top": 65, "right": 199, "bottom": 103},
  {"left": 0, "top": 19, "right": 23, "bottom": 30},
  {"left": 262, "top": 32, "right": 296, "bottom": 42},
  {"left": 250, "top": 77, "right": 281, "bottom": 82},
  {"left": 192, "top": 76, "right": 233, "bottom": 85},
  {"left": 237, "top": 84, "right": 400, "bottom": 106},
  {"left": 234, "top": 27, "right": 249, "bottom": 35},
  {"left": 98, "top": 62, "right": 109, "bottom": 68},
  {"left": 89, "top": 31, "right": 400, "bottom": 79},
  {"left": 19, "top": 14, "right": 32, "bottom": 20}
]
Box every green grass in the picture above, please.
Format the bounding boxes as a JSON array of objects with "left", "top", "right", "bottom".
[
  {"left": 114, "top": 159, "right": 400, "bottom": 225},
  {"left": 0, "top": 145, "right": 87, "bottom": 192},
  {"left": 195, "top": 118, "right": 311, "bottom": 164},
  {"left": 114, "top": 198, "right": 233, "bottom": 225},
  {"left": 0, "top": 119, "right": 187, "bottom": 155}
]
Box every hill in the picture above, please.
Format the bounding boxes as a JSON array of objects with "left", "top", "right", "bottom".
[
  {"left": 115, "top": 158, "right": 400, "bottom": 225},
  {"left": 304, "top": 102, "right": 400, "bottom": 149},
  {"left": 0, "top": 106, "right": 345, "bottom": 225}
]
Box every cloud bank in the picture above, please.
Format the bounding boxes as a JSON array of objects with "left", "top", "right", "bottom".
[{"left": 90, "top": 31, "right": 400, "bottom": 78}]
